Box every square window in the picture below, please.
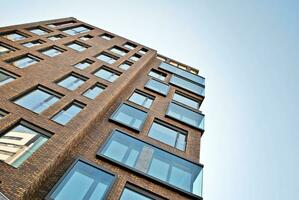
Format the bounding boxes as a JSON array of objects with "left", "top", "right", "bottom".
[
  {"left": 128, "top": 90, "right": 154, "bottom": 109},
  {"left": 144, "top": 79, "right": 169, "bottom": 96},
  {"left": 29, "top": 27, "right": 50, "bottom": 36},
  {"left": 100, "top": 33, "right": 114, "bottom": 40},
  {"left": 2, "top": 31, "right": 27, "bottom": 41},
  {"left": 0, "top": 121, "right": 50, "bottom": 168},
  {"left": 83, "top": 83, "right": 105, "bottom": 100},
  {"left": 40, "top": 46, "right": 64, "bottom": 57},
  {"left": 148, "top": 69, "right": 167, "bottom": 81},
  {"left": 138, "top": 48, "right": 148, "bottom": 55},
  {"left": 0, "top": 69, "right": 16, "bottom": 86},
  {"left": 51, "top": 101, "right": 85, "bottom": 125},
  {"left": 66, "top": 41, "right": 89, "bottom": 52},
  {"left": 8, "top": 54, "right": 40, "bottom": 69},
  {"left": 79, "top": 35, "right": 93, "bottom": 41},
  {"left": 109, "top": 46, "right": 128, "bottom": 56},
  {"left": 62, "top": 26, "right": 91, "bottom": 36},
  {"left": 0, "top": 43, "right": 15, "bottom": 56},
  {"left": 93, "top": 67, "right": 120, "bottom": 83},
  {"left": 118, "top": 61, "right": 133, "bottom": 71},
  {"left": 95, "top": 53, "right": 118, "bottom": 65},
  {"left": 22, "top": 40, "right": 44, "bottom": 48},
  {"left": 110, "top": 103, "right": 148, "bottom": 131},
  {"left": 13, "top": 86, "right": 61, "bottom": 114},
  {"left": 123, "top": 42, "right": 137, "bottom": 50},
  {"left": 129, "top": 54, "right": 141, "bottom": 62},
  {"left": 47, "top": 35, "right": 64, "bottom": 41},
  {"left": 73, "top": 59, "right": 94, "bottom": 70},
  {"left": 57, "top": 73, "right": 87, "bottom": 91},
  {"left": 173, "top": 91, "right": 201, "bottom": 109}
]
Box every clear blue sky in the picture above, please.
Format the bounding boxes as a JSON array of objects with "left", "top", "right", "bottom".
[{"left": 1, "top": 0, "right": 298, "bottom": 199}]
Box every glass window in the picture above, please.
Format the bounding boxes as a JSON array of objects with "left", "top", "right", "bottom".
[
  {"left": 51, "top": 102, "right": 84, "bottom": 125},
  {"left": 166, "top": 102, "right": 205, "bottom": 131},
  {"left": 98, "top": 130, "right": 203, "bottom": 198},
  {"left": 144, "top": 79, "right": 169, "bottom": 96},
  {"left": 156, "top": 56, "right": 166, "bottom": 62},
  {"left": 0, "top": 122, "right": 49, "bottom": 168},
  {"left": 138, "top": 48, "right": 148, "bottom": 55},
  {"left": 9, "top": 54, "right": 39, "bottom": 68},
  {"left": 109, "top": 46, "right": 128, "bottom": 56},
  {"left": 67, "top": 42, "right": 88, "bottom": 52},
  {"left": 22, "top": 40, "right": 43, "bottom": 48},
  {"left": 0, "top": 69, "right": 16, "bottom": 86},
  {"left": 47, "top": 35, "right": 64, "bottom": 41},
  {"left": 123, "top": 42, "right": 137, "bottom": 50},
  {"left": 83, "top": 84, "right": 105, "bottom": 100},
  {"left": 128, "top": 90, "right": 154, "bottom": 109},
  {"left": 0, "top": 43, "right": 14, "bottom": 56},
  {"left": 129, "top": 54, "right": 141, "bottom": 62},
  {"left": 46, "top": 159, "right": 115, "bottom": 200},
  {"left": 120, "top": 184, "right": 164, "bottom": 200},
  {"left": 79, "top": 35, "right": 93, "bottom": 41},
  {"left": 29, "top": 28, "right": 49, "bottom": 36},
  {"left": 47, "top": 21, "right": 76, "bottom": 28},
  {"left": 41, "top": 47, "right": 64, "bottom": 57},
  {"left": 2, "top": 32, "right": 27, "bottom": 41},
  {"left": 169, "top": 75, "right": 205, "bottom": 97},
  {"left": 14, "top": 86, "right": 61, "bottom": 114},
  {"left": 100, "top": 33, "right": 114, "bottom": 40},
  {"left": 73, "top": 59, "right": 93, "bottom": 70},
  {"left": 148, "top": 70, "right": 166, "bottom": 81},
  {"left": 148, "top": 120, "right": 187, "bottom": 151},
  {"left": 110, "top": 104, "right": 148, "bottom": 131},
  {"left": 57, "top": 74, "right": 86, "bottom": 91},
  {"left": 173, "top": 91, "right": 201, "bottom": 109},
  {"left": 63, "top": 26, "right": 91, "bottom": 36},
  {"left": 93, "top": 67, "right": 120, "bottom": 82},
  {"left": 96, "top": 53, "right": 118, "bottom": 65},
  {"left": 118, "top": 61, "right": 132, "bottom": 71},
  {"left": 159, "top": 62, "right": 205, "bottom": 86}
]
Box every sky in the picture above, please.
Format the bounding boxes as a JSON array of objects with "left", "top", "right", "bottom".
[{"left": 1, "top": 0, "right": 299, "bottom": 199}]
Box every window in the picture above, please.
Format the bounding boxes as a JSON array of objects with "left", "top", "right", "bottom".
[
  {"left": 97, "top": 130, "right": 203, "bottom": 198},
  {"left": 93, "top": 67, "right": 120, "bottom": 82},
  {"left": 73, "top": 59, "right": 94, "bottom": 70},
  {"left": 13, "top": 86, "right": 61, "bottom": 114},
  {"left": 47, "top": 21, "right": 76, "bottom": 28},
  {"left": 100, "top": 33, "right": 114, "bottom": 40},
  {"left": 128, "top": 90, "right": 154, "bottom": 109},
  {"left": 29, "top": 27, "right": 50, "bottom": 35},
  {"left": 159, "top": 62, "right": 205, "bottom": 86},
  {"left": 156, "top": 55, "right": 166, "bottom": 62},
  {"left": 51, "top": 101, "right": 85, "bottom": 125},
  {"left": 47, "top": 35, "right": 64, "bottom": 41},
  {"left": 0, "top": 69, "right": 16, "bottom": 86},
  {"left": 118, "top": 61, "right": 132, "bottom": 70},
  {"left": 0, "top": 43, "right": 15, "bottom": 56},
  {"left": 79, "top": 35, "right": 93, "bottom": 41},
  {"left": 57, "top": 73, "right": 87, "bottom": 91},
  {"left": 66, "top": 41, "right": 89, "bottom": 52},
  {"left": 173, "top": 91, "right": 201, "bottom": 109},
  {"left": 110, "top": 103, "right": 148, "bottom": 131},
  {"left": 169, "top": 75, "right": 205, "bottom": 97},
  {"left": 2, "top": 32, "right": 27, "bottom": 41},
  {"left": 144, "top": 79, "right": 169, "bottom": 96},
  {"left": 8, "top": 54, "right": 40, "bottom": 68},
  {"left": 123, "top": 42, "right": 137, "bottom": 50},
  {"left": 138, "top": 48, "right": 148, "bottom": 55},
  {"left": 120, "top": 184, "right": 165, "bottom": 200},
  {"left": 148, "top": 69, "right": 166, "bottom": 81},
  {"left": 46, "top": 158, "right": 116, "bottom": 200},
  {"left": 0, "top": 110, "right": 8, "bottom": 119},
  {"left": 166, "top": 102, "right": 204, "bottom": 131},
  {"left": 22, "top": 40, "right": 43, "bottom": 48},
  {"left": 129, "top": 54, "right": 141, "bottom": 62},
  {"left": 109, "top": 46, "right": 128, "bottom": 56},
  {"left": 95, "top": 53, "right": 118, "bottom": 65},
  {"left": 62, "top": 26, "right": 91, "bottom": 36},
  {"left": 40, "top": 46, "right": 64, "bottom": 57},
  {"left": 0, "top": 121, "right": 49, "bottom": 168},
  {"left": 148, "top": 119, "right": 187, "bottom": 151},
  {"left": 83, "top": 83, "right": 105, "bottom": 100}
]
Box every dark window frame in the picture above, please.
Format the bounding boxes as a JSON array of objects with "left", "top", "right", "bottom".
[
  {"left": 55, "top": 72, "right": 88, "bottom": 91},
  {"left": 144, "top": 78, "right": 170, "bottom": 96},
  {"left": 82, "top": 82, "right": 106, "bottom": 100},
  {"left": 148, "top": 69, "right": 167, "bottom": 81},
  {"left": 173, "top": 90, "right": 203, "bottom": 109},
  {"left": 123, "top": 42, "right": 137, "bottom": 50},
  {"left": 128, "top": 89, "right": 155, "bottom": 109},
  {"left": 109, "top": 46, "right": 129, "bottom": 56},
  {"left": 99, "top": 33, "right": 114, "bottom": 40}
]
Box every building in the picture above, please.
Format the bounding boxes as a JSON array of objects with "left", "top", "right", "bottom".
[{"left": 0, "top": 17, "right": 206, "bottom": 200}]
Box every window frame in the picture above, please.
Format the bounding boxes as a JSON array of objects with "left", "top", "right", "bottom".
[
  {"left": 56, "top": 72, "right": 88, "bottom": 91},
  {"left": 93, "top": 66, "right": 121, "bottom": 83},
  {"left": 47, "top": 34, "right": 65, "bottom": 41},
  {"left": 99, "top": 33, "right": 114, "bottom": 40},
  {"left": 148, "top": 69, "right": 167, "bottom": 81},
  {"left": 39, "top": 46, "right": 65, "bottom": 57},
  {"left": 120, "top": 183, "right": 167, "bottom": 200},
  {"left": 27, "top": 26, "right": 51, "bottom": 36},
  {"left": 1, "top": 31, "right": 29, "bottom": 41},
  {"left": 128, "top": 89, "right": 155, "bottom": 109},
  {"left": 73, "top": 59, "right": 94, "bottom": 70},
  {"left": 123, "top": 42, "right": 137, "bottom": 50},
  {"left": 109, "top": 46, "right": 128, "bottom": 56},
  {"left": 0, "top": 42, "right": 16, "bottom": 55},
  {"left": 21, "top": 40, "right": 44, "bottom": 48},
  {"left": 61, "top": 25, "right": 92, "bottom": 36},
  {"left": 118, "top": 61, "right": 133, "bottom": 71},
  {"left": 65, "top": 40, "right": 90, "bottom": 52},
  {"left": 0, "top": 68, "right": 18, "bottom": 86},
  {"left": 95, "top": 52, "right": 119, "bottom": 65},
  {"left": 6, "top": 54, "right": 41, "bottom": 69},
  {"left": 173, "top": 90, "right": 202, "bottom": 109},
  {"left": 82, "top": 83, "right": 106, "bottom": 100},
  {"left": 144, "top": 78, "right": 170, "bottom": 96}
]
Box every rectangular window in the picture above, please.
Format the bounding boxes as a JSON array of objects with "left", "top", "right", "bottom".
[
  {"left": 0, "top": 69, "right": 16, "bottom": 86},
  {"left": 148, "top": 69, "right": 167, "bottom": 81},
  {"left": 66, "top": 41, "right": 89, "bottom": 52},
  {"left": 57, "top": 73, "right": 87, "bottom": 91},
  {"left": 79, "top": 35, "right": 93, "bottom": 41},
  {"left": 120, "top": 183, "right": 165, "bottom": 200},
  {"left": 0, "top": 110, "right": 8, "bottom": 119},
  {"left": 95, "top": 53, "right": 118, "bottom": 65},
  {"left": 123, "top": 42, "right": 137, "bottom": 50},
  {"left": 2, "top": 31, "right": 27, "bottom": 41},
  {"left": 118, "top": 61, "right": 133, "bottom": 71},
  {"left": 47, "top": 21, "right": 76, "bottom": 28},
  {"left": 28, "top": 27, "right": 50, "bottom": 36},
  {"left": 62, "top": 26, "right": 91, "bottom": 35},
  {"left": 22, "top": 40, "right": 44, "bottom": 48},
  {"left": 47, "top": 35, "right": 64, "bottom": 41},
  {"left": 156, "top": 55, "right": 166, "bottom": 62},
  {"left": 109, "top": 46, "right": 128, "bottom": 56},
  {"left": 100, "top": 33, "right": 114, "bottom": 40},
  {"left": 144, "top": 79, "right": 169, "bottom": 96},
  {"left": 128, "top": 90, "right": 154, "bottom": 109},
  {"left": 83, "top": 83, "right": 105, "bottom": 100},
  {"left": 138, "top": 48, "right": 148, "bottom": 55},
  {"left": 73, "top": 59, "right": 94, "bottom": 70},
  {"left": 13, "top": 86, "right": 62, "bottom": 114},
  {"left": 0, "top": 43, "right": 15, "bottom": 56},
  {"left": 40, "top": 46, "right": 64, "bottom": 57},
  {"left": 110, "top": 103, "right": 148, "bottom": 131},
  {"left": 173, "top": 91, "right": 201, "bottom": 109},
  {"left": 0, "top": 121, "right": 50, "bottom": 168},
  {"left": 8, "top": 54, "right": 40, "bottom": 69},
  {"left": 97, "top": 130, "right": 203, "bottom": 198},
  {"left": 93, "top": 67, "right": 120, "bottom": 82},
  {"left": 129, "top": 54, "right": 141, "bottom": 62},
  {"left": 46, "top": 158, "right": 116, "bottom": 200},
  {"left": 169, "top": 75, "right": 205, "bottom": 97},
  {"left": 166, "top": 102, "right": 205, "bottom": 131},
  {"left": 148, "top": 119, "right": 187, "bottom": 151},
  {"left": 51, "top": 101, "right": 85, "bottom": 125}
]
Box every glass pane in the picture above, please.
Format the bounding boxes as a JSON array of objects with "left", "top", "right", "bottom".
[
  {"left": 67, "top": 43, "right": 87, "bottom": 52},
  {"left": 83, "top": 85, "right": 104, "bottom": 100},
  {"left": 12, "top": 56, "right": 39, "bottom": 68},
  {"left": 3, "top": 33, "right": 26, "bottom": 41},
  {"left": 145, "top": 79, "right": 169, "bottom": 96},
  {"left": 148, "top": 122, "right": 177, "bottom": 147},
  {"left": 96, "top": 54, "right": 117, "bottom": 64},
  {"left": 58, "top": 75, "right": 85, "bottom": 91},
  {"left": 42, "top": 48, "right": 62, "bottom": 57},
  {"left": 173, "top": 93, "right": 199, "bottom": 109},
  {"left": 169, "top": 166, "right": 192, "bottom": 191},
  {"left": 94, "top": 69, "right": 119, "bottom": 82},
  {"left": 129, "top": 92, "right": 153, "bottom": 109},
  {"left": 0, "top": 71, "right": 15, "bottom": 86},
  {"left": 148, "top": 71, "right": 165, "bottom": 81},
  {"left": 148, "top": 158, "right": 169, "bottom": 181},
  {"left": 103, "top": 140, "right": 128, "bottom": 161},
  {"left": 74, "top": 61, "right": 91, "bottom": 70},
  {"left": 119, "top": 62, "right": 131, "bottom": 70},
  {"left": 30, "top": 28, "right": 48, "bottom": 35},
  {"left": 22, "top": 41, "right": 42, "bottom": 48},
  {"left": 120, "top": 188, "right": 153, "bottom": 200},
  {"left": 52, "top": 104, "right": 83, "bottom": 125},
  {"left": 0, "top": 45, "right": 12, "bottom": 55},
  {"left": 170, "top": 75, "right": 205, "bottom": 96}
]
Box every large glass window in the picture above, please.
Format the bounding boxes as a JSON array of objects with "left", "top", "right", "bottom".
[
  {"left": 93, "top": 67, "right": 120, "bottom": 82},
  {"left": 22, "top": 40, "right": 43, "bottom": 48},
  {"left": 0, "top": 69, "right": 16, "bottom": 86},
  {"left": 14, "top": 86, "right": 61, "bottom": 114},
  {"left": 173, "top": 91, "right": 201, "bottom": 110},
  {"left": 144, "top": 79, "right": 169, "bottom": 96},
  {"left": 41, "top": 46, "right": 64, "bottom": 57},
  {"left": 0, "top": 43, "right": 14, "bottom": 56},
  {"left": 46, "top": 159, "right": 116, "bottom": 200},
  {"left": 109, "top": 46, "right": 128, "bottom": 56},
  {"left": 73, "top": 59, "right": 94, "bottom": 70},
  {"left": 98, "top": 130, "right": 203, "bottom": 198},
  {"left": 66, "top": 42, "right": 88, "bottom": 52},
  {"left": 9, "top": 54, "right": 40, "bottom": 69},
  {"left": 57, "top": 74, "right": 87, "bottom": 91},
  {"left": 2, "top": 32, "right": 27, "bottom": 41},
  {"left": 62, "top": 26, "right": 91, "bottom": 36},
  {"left": 148, "top": 120, "right": 187, "bottom": 151},
  {"left": 83, "top": 83, "right": 105, "bottom": 100},
  {"left": 166, "top": 102, "right": 204, "bottom": 131},
  {"left": 51, "top": 102, "right": 85, "bottom": 125},
  {"left": 110, "top": 103, "right": 148, "bottom": 131},
  {"left": 96, "top": 53, "right": 118, "bottom": 65},
  {"left": 169, "top": 75, "right": 205, "bottom": 97},
  {"left": 128, "top": 90, "right": 154, "bottom": 109},
  {"left": 29, "top": 27, "right": 50, "bottom": 35},
  {"left": 148, "top": 69, "right": 166, "bottom": 81},
  {"left": 0, "top": 121, "right": 49, "bottom": 168}
]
